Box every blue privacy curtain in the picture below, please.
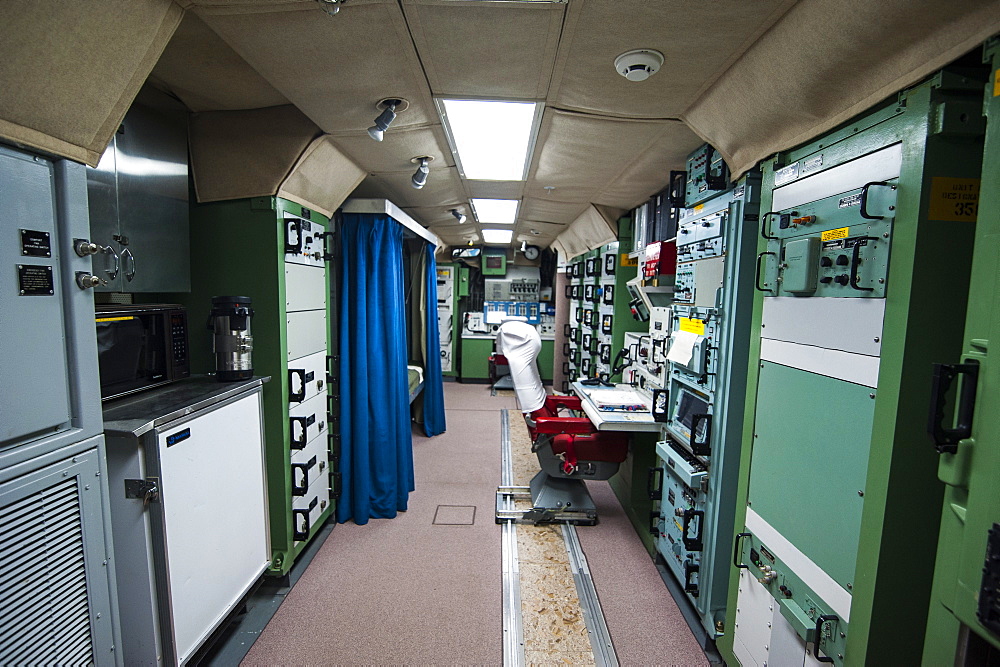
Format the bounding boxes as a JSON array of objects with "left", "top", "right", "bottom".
[
  {"left": 422, "top": 244, "right": 446, "bottom": 436},
  {"left": 338, "top": 213, "right": 414, "bottom": 525}
]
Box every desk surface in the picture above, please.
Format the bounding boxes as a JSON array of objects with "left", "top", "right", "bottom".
[{"left": 570, "top": 381, "right": 662, "bottom": 433}]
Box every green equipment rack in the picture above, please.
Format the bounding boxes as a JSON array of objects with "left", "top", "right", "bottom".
[
  {"left": 167, "top": 196, "right": 336, "bottom": 577},
  {"left": 922, "top": 41, "right": 1000, "bottom": 664},
  {"left": 719, "top": 69, "right": 986, "bottom": 667}
]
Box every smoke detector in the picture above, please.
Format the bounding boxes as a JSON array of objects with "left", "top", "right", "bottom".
[{"left": 614, "top": 49, "right": 664, "bottom": 82}]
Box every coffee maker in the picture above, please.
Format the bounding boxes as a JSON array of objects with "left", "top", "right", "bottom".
[{"left": 209, "top": 296, "right": 254, "bottom": 381}]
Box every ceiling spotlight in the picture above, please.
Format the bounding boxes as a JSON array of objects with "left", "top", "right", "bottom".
[
  {"left": 450, "top": 208, "right": 467, "bottom": 224},
  {"left": 411, "top": 156, "right": 432, "bottom": 190},
  {"left": 368, "top": 98, "right": 403, "bottom": 141},
  {"left": 614, "top": 49, "right": 665, "bottom": 82},
  {"left": 316, "top": 0, "right": 343, "bottom": 16}
]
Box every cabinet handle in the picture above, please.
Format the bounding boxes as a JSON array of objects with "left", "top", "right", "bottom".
[
  {"left": 288, "top": 369, "right": 306, "bottom": 403},
  {"left": 755, "top": 252, "right": 776, "bottom": 293},
  {"left": 647, "top": 467, "right": 663, "bottom": 500},
  {"left": 104, "top": 245, "right": 120, "bottom": 281},
  {"left": 813, "top": 615, "right": 839, "bottom": 663},
  {"left": 734, "top": 532, "right": 752, "bottom": 569},
  {"left": 682, "top": 509, "right": 705, "bottom": 551},
  {"left": 928, "top": 361, "right": 980, "bottom": 454},
  {"left": 122, "top": 248, "right": 136, "bottom": 282},
  {"left": 684, "top": 561, "right": 700, "bottom": 596},
  {"left": 859, "top": 181, "right": 895, "bottom": 220},
  {"left": 848, "top": 237, "right": 878, "bottom": 292},
  {"left": 291, "top": 456, "right": 318, "bottom": 496},
  {"left": 690, "top": 413, "right": 713, "bottom": 456}
]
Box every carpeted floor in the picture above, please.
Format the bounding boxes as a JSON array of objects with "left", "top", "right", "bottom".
[
  {"left": 241, "top": 381, "right": 707, "bottom": 665},
  {"left": 242, "top": 382, "right": 505, "bottom": 665}
]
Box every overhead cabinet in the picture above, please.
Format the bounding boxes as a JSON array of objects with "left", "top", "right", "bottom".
[{"left": 86, "top": 86, "right": 190, "bottom": 293}]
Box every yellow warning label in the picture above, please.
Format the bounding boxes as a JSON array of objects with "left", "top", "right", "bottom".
[
  {"left": 95, "top": 316, "right": 136, "bottom": 323},
  {"left": 928, "top": 177, "right": 980, "bottom": 222},
  {"left": 694, "top": 204, "right": 705, "bottom": 213},
  {"left": 821, "top": 227, "right": 849, "bottom": 242},
  {"left": 679, "top": 317, "right": 705, "bottom": 336},
  {"left": 620, "top": 253, "right": 639, "bottom": 267},
  {"left": 994, "top": 69, "right": 1000, "bottom": 97}
]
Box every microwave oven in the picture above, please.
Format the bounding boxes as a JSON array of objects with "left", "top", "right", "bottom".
[{"left": 96, "top": 304, "right": 190, "bottom": 401}]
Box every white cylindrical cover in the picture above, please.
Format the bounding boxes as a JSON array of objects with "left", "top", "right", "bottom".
[{"left": 497, "top": 321, "right": 546, "bottom": 414}]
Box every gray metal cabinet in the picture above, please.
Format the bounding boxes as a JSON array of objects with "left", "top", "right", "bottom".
[
  {"left": 103, "top": 378, "right": 270, "bottom": 665},
  {"left": 0, "top": 145, "right": 122, "bottom": 665},
  {"left": 87, "top": 86, "right": 190, "bottom": 293}
]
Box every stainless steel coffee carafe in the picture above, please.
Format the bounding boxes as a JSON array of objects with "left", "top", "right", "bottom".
[{"left": 209, "top": 296, "right": 254, "bottom": 381}]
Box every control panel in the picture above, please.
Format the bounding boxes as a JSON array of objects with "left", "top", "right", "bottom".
[
  {"left": 284, "top": 213, "right": 328, "bottom": 267},
  {"left": 685, "top": 143, "right": 731, "bottom": 208},
  {"left": 758, "top": 181, "right": 897, "bottom": 298}
]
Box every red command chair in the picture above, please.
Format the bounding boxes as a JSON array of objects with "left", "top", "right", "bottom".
[{"left": 495, "top": 321, "right": 629, "bottom": 525}]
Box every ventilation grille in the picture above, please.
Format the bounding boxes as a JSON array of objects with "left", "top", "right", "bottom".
[{"left": 0, "top": 477, "right": 93, "bottom": 664}]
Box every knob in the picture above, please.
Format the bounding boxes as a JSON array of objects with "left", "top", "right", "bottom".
[
  {"left": 75, "top": 272, "right": 106, "bottom": 289},
  {"left": 836, "top": 254, "right": 850, "bottom": 266},
  {"left": 834, "top": 274, "right": 850, "bottom": 285},
  {"left": 820, "top": 256, "right": 833, "bottom": 267},
  {"left": 73, "top": 239, "right": 101, "bottom": 257}
]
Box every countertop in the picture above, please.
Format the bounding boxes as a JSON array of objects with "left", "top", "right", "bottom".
[{"left": 102, "top": 375, "right": 269, "bottom": 438}]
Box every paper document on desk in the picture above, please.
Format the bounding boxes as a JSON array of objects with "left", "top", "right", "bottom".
[
  {"left": 586, "top": 388, "right": 649, "bottom": 412},
  {"left": 667, "top": 330, "right": 701, "bottom": 365}
]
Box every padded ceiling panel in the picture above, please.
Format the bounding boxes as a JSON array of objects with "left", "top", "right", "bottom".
[
  {"left": 402, "top": 0, "right": 564, "bottom": 99},
  {"left": 520, "top": 197, "right": 587, "bottom": 225},
  {"left": 0, "top": 0, "right": 182, "bottom": 166},
  {"left": 278, "top": 135, "right": 367, "bottom": 218},
  {"left": 189, "top": 104, "right": 320, "bottom": 202},
  {"left": 149, "top": 12, "right": 289, "bottom": 112},
  {"left": 196, "top": 1, "right": 438, "bottom": 132},
  {"left": 595, "top": 121, "right": 701, "bottom": 210},
  {"left": 332, "top": 125, "right": 453, "bottom": 174},
  {"left": 526, "top": 110, "right": 676, "bottom": 202},
  {"left": 683, "top": 0, "right": 1000, "bottom": 178},
  {"left": 548, "top": 0, "right": 796, "bottom": 119}
]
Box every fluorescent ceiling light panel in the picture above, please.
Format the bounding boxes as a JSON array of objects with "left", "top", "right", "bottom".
[
  {"left": 482, "top": 229, "right": 514, "bottom": 245},
  {"left": 471, "top": 198, "right": 519, "bottom": 225},
  {"left": 439, "top": 99, "right": 539, "bottom": 181}
]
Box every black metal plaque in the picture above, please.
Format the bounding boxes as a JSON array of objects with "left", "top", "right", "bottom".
[
  {"left": 20, "top": 229, "right": 51, "bottom": 257},
  {"left": 18, "top": 264, "right": 54, "bottom": 295}
]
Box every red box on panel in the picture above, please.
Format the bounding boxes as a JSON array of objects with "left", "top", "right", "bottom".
[{"left": 643, "top": 240, "right": 677, "bottom": 278}]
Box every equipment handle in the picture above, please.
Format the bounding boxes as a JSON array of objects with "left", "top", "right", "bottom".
[
  {"left": 289, "top": 416, "right": 311, "bottom": 449},
  {"left": 649, "top": 511, "right": 661, "bottom": 536},
  {"left": 290, "top": 456, "right": 317, "bottom": 496},
  {"left": 690, "top": 413, "right": 713, "bottom": 456},
  {"left": 813, "top": 614, "right": 839, "bottom": 663},
  {"left": 928, "top": 361, "right": 980, "bottom": 454},
  {"left": 760, "top": 212, "right": 780, "bottom": 240},
  {"left": 682, "top": 509, "right": 705, "bottom": 551},
  {"left": 684, "top": 561, "right": 700, "bottom": 596},
  {"left": 734, "top": 532, "right": 752, "bottom": 569},
  {"left": 291, "top": 496, "right": 318, "bottom": 541},
  {"left": 848, "top": 237, "right": 878, "bottom": 292},
  {"left": 122, "top": 248, "right": 136, "bottom": 282},
  {"left": 288, "top": 369, "right": 306, "bottom": 402},
  {"left": 647, "top": 467, "right": 664, "bottom": 500},
  {"left": 322, "top": 231, "right": 335, "bottom": 261},
  {"left": 755, "top": 252, "right": 776, "bottom": 293},
  {"left": 860, "top": 181, "right": 894, "bottom": 220},
  {"left": 284, "top": 218, "right": 303, "bottom": 255}
]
